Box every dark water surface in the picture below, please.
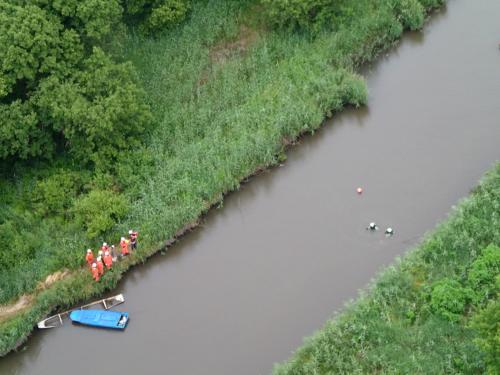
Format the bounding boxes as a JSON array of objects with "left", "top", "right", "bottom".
[{"left": 2, "top": 0, "right": 500, "bottom": 374}]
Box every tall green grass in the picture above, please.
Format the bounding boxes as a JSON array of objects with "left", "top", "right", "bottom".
[{"left": 1, "top": 0, "right": 446, "bottom": 356}]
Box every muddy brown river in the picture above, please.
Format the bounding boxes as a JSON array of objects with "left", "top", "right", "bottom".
[{"left": 2, "top": 0, "right": 500, "bottom": 374}]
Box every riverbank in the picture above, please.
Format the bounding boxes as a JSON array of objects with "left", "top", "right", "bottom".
[
  {"left": 274, "top": 163, "right": 500, "bottom": 374},
  {"left": 0, "top": 0, "right": 446, "bottom": 356}
]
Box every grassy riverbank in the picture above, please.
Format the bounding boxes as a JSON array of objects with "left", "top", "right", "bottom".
[
  {"left": 274, "top": 163, "right": 500, "bottom": 374},
  {"left": 0, "top": 0, "right": 446, "bottom": 356}
]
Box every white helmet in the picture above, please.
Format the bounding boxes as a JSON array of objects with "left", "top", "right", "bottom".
[
  {"left": 128, "top": 230, "right": 133, "bottom": 235},
  {"left": 87, "top": 249, "right": 92, "bottom": 253},
  {"left": 92, "top": 263, "right": 97, "bottom": 268},
  {"left": 121, "top": 237, "right": 125, "bottom": 241},
  {"left": 97, "top": 256, "right": 102, "bottom": 261},
  {"left": 103, "top": 242, "right": 107, "bottom": 246}
]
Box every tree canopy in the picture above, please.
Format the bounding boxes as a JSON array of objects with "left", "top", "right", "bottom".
[{"left": 0, "top": 0, "right": 150, "bottom": 168}]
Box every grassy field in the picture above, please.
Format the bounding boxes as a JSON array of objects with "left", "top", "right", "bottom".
[
  {"left": 0, "top": 0, "right": 448, "bottom": 356},
  {"left": 273, "top": 164, "right": 500, "bottom": 374}
]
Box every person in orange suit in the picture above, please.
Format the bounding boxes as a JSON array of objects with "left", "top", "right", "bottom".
[
  {"left": 85, "top": 249, "right": 94, "bottom": 266},
  {"left": 96, "top": 256, "right": 104, "bottom": 276},
  {"left": 103, "top": 251, "right": 113, "bottom": 269},
  {"left": 91, "top": 263, "right": 99, "bottom": 281},
  {"left": 120, "top": 237, "right": 130, "bottom": 256}
]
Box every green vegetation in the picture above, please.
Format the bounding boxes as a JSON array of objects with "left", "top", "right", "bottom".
[
  {"left": 471, "top": 299, "right": 500, "bottom": 374},
  {"left": 274, "top": 164, "right": 500, "bottom": 374},
  {"left": 2, "top": 0, "right": 480, "bottom": 362},
  {"left": 122, "top": 0, "right": 191, "bottom": 34},
  {"left": 0, "top": 0, "right": 150, "bottom": 165}
]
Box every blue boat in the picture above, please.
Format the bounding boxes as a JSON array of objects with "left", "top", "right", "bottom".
[{"left": 69, "top": 309, "right": 129, "bottom": 330}]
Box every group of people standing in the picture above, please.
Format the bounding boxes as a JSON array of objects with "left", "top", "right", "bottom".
[{"left": 85, "top": 230, "right": 138, "bottom": 281}]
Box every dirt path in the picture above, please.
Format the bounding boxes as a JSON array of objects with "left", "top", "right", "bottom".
[{"left": 0, "top": 270, "right": 70, "bottom": 323}]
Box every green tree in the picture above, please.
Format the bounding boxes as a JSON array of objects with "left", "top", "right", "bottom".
[
  {"left": 12, "top": 0, "right": 123, "bottom": 41},
  {"left": 0, "top": 100, "right": 51, "bottom": 159},
  {"left": 0, "top": 2, "right": 82, "bottom": 97},
  {"left": 34, "top": 47, "right": 151, "bottom": 169},
  {"left": 0, "top": 1, "right": 151, "bottom": 166}
]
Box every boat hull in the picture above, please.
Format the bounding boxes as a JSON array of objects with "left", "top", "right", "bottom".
[{"left": 69, "top": 310, "right": 129, "bottom": 330}]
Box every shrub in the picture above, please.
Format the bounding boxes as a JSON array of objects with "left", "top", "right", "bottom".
[
  {"left": 0, "top": 218, "right": 40, "bottom": 270},
  {"left": 430, "top": 278, "right": 468, "bottom": 322},
  {"left": 467, "top": 244, "right": 500, "bottom": 306},
  {"left": 261, "top": 0, "right": 338, "bottom": 32},
  {"left": 144, "top": 0, "right": 190, "bottom": 33},
  {"left": 390, "top": 0, "right": 425, "bottom": 30},
  {"left": 122, "top": 0, "right": 191, "bottom": 34},
  {"left": 31, "top": 170, "right": 87, "bottom": 217},
  {"left": 470, "top": 299, "right": 500, "bottom": 374},
  {"left": 417, "top": 0, "right": 445, "bottom": 8},
  {"left": 72, "top": 189, "right": 128, "bottom": 238}
]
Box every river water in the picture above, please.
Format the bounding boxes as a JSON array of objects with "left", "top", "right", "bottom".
[{"left": 2, "top": 0, "right": 500, "bottom": 374}]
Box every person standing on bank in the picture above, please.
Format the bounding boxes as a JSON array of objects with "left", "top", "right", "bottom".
[{"left": 129, "top": 230, "right": 138, "bottom": 251}]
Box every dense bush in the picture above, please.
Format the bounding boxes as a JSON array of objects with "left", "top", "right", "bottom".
[
  {"left": 417, "top": 0, "right": 445, "bottom": 8},
  {"left": 0, "top": 215, "right": 41, "bottom": 271},
  {"left": 430, "top": 277, "right": 468, "bottom": 322},
  {"left": 390, "top": 0, "right": 425, "bottom": 30},
  {"left": 72, "top": 189, "right": 128, "bottom": 239},
  {"left": 122, "top": 0, "right": 191, "bottom": 34},
  {"left": 260, "top": 0, "right": 338, "bottom": 31},
  {"left": 31, "top": 169, "right": 87, "bottom": 217},
  {"left": 470, "top": 299, "right": 500, "bottom": 374},
  {"left": 466, "top": 244, "right": 500, "bottom": 306},
  {"left": 261, "top": 0, "right": 438, "bottom": 33}
]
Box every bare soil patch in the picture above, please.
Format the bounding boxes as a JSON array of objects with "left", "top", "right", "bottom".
[
  {"left": 210, "top": 25, "right": 259, "bottom": 64},
  {"left": 0, "top": 295, "right": 32, "bottom": 322},
  {"left": 198, "top": 25, "right": 260, "bottom": 86},
  {"left": 0, "top": 270, "right": 70, "bottom": 323}
]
